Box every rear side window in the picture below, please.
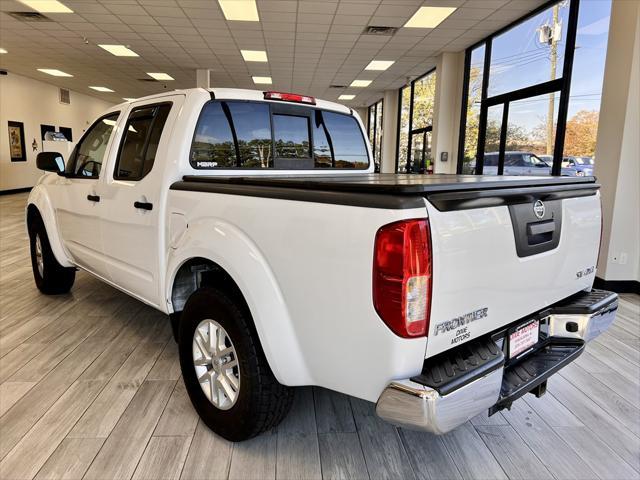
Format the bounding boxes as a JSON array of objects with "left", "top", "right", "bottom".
[
  {"left": 114, "top": 103, "right": 172, "bottom": 180},
  {"left": 319, "top": 111, "right": 368, "bottom": 168},
  {"left": 190, "top": 100, "right": 368, "bottom": 170}
]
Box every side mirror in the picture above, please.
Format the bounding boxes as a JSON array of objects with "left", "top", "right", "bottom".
[{"left": 37, "top": 152, "right": 65, "bottom": 173}]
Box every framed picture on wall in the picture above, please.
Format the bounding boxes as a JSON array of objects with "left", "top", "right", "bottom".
[{"left": 8, "top": 121, "right": 26, "bottom": 162}]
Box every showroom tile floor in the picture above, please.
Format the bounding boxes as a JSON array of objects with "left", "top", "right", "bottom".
[{"left": 0, "top": 192, "right": 639, "bottom": 480}]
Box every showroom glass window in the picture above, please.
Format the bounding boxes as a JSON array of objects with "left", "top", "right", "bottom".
[
  {"left": 457, "top": 0, "right": 612, "bottom": 176},
  {"left": 367, "top": 99, "right": 383, "bottom": 172},
  {"left": 396, "top": 69, "right": 436, "bottom": 174},
  {"left": 190, "top": 101, "right": 368, "bottom": 170}
]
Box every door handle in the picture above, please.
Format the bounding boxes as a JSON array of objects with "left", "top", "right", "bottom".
[
  {"left": 134, "top": 201, "right": 153, "bottom": 211},
  {"left": 87, "top": 194, "right": 100, "bottom": 202}
]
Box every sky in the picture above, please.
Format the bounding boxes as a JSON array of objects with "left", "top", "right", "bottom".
[{"left": 470, "top": 0, "right": 612, "bottom": 132}]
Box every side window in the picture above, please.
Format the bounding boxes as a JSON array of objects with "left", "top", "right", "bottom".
[
  {"left": 114, "top": 103, "right": 171, "bottom": 180},
  {"left": 68, "top": 113, "right": 119, "bottom": 178},
  {"left": 504, "top": 154, "right": 520, "bottom": 167},
  {"left": 484, "top": 154, "right": 498, "bottom": 167},
  {"left": 190, "top": 101, "right": 271, "bottom": 168},
  {"left": 318, "top": 112, "right": 368, "bottom": 169}
]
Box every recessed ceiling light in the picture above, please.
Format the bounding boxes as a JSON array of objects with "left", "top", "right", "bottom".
[
  {"left": 89, "top": 86, "right": 114, "bottom": 92},
  {"left": 339, "top": 95, "right": 355, "bottom": 100},
  {"left": 241, "top": 50, "right": 268, "bottom": 62},
  {"left": 350, "top": 80, "right": 372, "bottom": 88},
  {"left": 218, "top": 0, "right": 259, "bottom": 21},
  {"left": 252, "top": 76, "right": 272, "bottom": 85},
  {"left": 98, "top": 44, "right": 139, "bottom": 57},
  {"left": 17, "top": 0, "right": 73, "bottom": 13},
  {"left": 123, "top": 98, "right": 137, "bottom": 102},
  {"left": 37, "top": 68, "right": 73, "bottom": 77},
  {"left": 404, "top": 6, "right": 456, "bottom": 28},
  {"left": 0, "top": 48, "right": 7, "bottom": 54},
  {"left": 147, "top": 72, "right": 174, "bottom": 81},
  {"left": 365, "top": 60, "right": 395, "bottom": 71}
]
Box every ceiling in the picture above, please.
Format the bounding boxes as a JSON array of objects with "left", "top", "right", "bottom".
[{"left": 0, "top": 0, "right": 547, "bottom": 107}]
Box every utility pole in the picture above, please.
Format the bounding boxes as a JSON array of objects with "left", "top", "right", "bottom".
[
  {"left": 547, "top": 4, "right": 559, "bottom": 156},
  {"left": 538, "top": 4, "right": 562, "bottom": 155}
]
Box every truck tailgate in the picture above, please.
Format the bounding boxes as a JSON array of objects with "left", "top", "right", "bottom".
[{"left": 424, "top": 186, "right": 601, "bottom": 357}]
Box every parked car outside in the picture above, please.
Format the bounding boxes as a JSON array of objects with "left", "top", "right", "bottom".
[
  {"left": 483, "top": 152, "right": 579, "bottom": 176},
  {"left": 563, "top": 156, "right": 594, "bottom": 176}
]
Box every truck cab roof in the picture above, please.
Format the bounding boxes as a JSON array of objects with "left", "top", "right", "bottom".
[{"left": 113, "top": 88, "right": 352, "bottom": 115}]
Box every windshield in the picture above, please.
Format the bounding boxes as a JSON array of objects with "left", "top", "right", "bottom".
[
  {"left": 529, "top": 154, "right": 549, "bottom": 167},
  {"left": 574, "top": 157, "right": 593, "bottom": 165}
]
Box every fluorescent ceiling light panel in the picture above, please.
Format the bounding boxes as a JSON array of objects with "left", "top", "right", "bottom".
[
  {"left": 252, "top": 76, "right": 272, "bottom": 84},
  {"left": 241, "top": 50, "right": 268, "bottom": 62},
  {"left": 147, "top": 72, "right": 174, "bottom": 81},
  {"left": 365, "top": 60, "right": 395, "bottom": 71},
  {"left": 218, "top": 0, "right": 259, "bottom": 21},
  {"left": 89, "top": 86, "right": 114, "bottom": 92},
  {"left": 338, "top": 95, "right": 355, "bottom": 100},
  {"left": 98, "top": 44, "right": 139, "bottom": 57},
  {"left": 18, "top": 0, "right": 73, "bottom": 13},
  {"left": 0, "top": 48, "right": 7, "bottom": 54},
  {"left": 37, "top": 68, "right": 72, "bottom": 77},
  {"left": 404, "top": 6, "right": 456, "bottom": 28},
  {"left": 350, "top": 80, "right": 371, "bottom": 88}
]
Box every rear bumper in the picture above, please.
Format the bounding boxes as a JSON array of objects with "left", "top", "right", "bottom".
[{"left": 375, "top": 289, "right": 618, "bottom": 434}]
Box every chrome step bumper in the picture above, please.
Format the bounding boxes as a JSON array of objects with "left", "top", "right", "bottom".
[{"left": 375, "top": 289, "right": 618, "bottom": 434}]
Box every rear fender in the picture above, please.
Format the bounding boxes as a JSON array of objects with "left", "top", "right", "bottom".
[{"left": 165, "top": 217, "right": 311, "bottom": 386}]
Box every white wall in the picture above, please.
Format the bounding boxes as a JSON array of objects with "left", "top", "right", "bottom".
[
  {"left": 0, "top": 72, "right": 113, "bottom": 191},
  {"left": 594, "top": 0, "right": 640, "bottom": 283}
]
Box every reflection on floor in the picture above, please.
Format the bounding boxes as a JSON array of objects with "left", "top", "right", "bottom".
[{"left": 1, "top": 192, "right": 639, "bottom": 480}]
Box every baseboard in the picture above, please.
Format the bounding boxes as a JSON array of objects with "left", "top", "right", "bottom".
[
  {"left": 594, "top": 277, "right": 640, "bottom": 294},
  {"left": 0, "top": 187, "right": 32, "bottom": 196}
]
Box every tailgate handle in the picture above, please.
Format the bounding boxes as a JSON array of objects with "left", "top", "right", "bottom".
[{"left": 527, "top": 220, "right": 555, "bottom": 245}]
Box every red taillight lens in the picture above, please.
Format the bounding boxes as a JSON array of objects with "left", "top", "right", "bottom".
[
  {"left": 264, "top": 91, "right": 316, "bottom": 105},
  {"left": 373, "top": 219, "right": 432, "bottom": 338}
]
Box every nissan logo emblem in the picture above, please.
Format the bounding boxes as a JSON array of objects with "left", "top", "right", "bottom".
[{"left": 533, "top": 200, "right": 545, "bottom": 219}]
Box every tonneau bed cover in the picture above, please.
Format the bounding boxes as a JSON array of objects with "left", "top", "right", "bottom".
[{"left": 173, "top": 174, "right": 599, "bottom": 211}]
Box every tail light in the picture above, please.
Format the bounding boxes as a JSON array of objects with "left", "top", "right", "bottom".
[{"left": 373, "top": 218, "right": 432, "bottom": 338}]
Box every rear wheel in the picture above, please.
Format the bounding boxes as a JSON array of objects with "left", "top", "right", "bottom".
[
  {"left": 178, "top": 287, "right": 293, "bottom": 441},
  {"left": 28, "top": 213, "right": 75, "bottom": 294}
]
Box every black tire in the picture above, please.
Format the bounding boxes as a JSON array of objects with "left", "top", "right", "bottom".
[
  {"left": 28, "top": 212, "right": 75, "bottom": 295},
  {"left": 178, "top": 287, "right": 293, "bottom": 441}
]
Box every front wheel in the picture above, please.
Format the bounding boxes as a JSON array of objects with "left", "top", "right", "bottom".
[
  {"left": 178, "top": 287, "right": 293, "bottom": 441},
  {"left": 28, "top": 213, "right": 75, "bottom": 294}
]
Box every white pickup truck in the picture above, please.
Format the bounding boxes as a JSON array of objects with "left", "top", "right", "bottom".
[{"left": 27, "top": 88, "right": 618, "bottom": 442}]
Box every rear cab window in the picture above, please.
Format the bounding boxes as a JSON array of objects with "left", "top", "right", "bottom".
[{"left": 190, "top": 100, "right": 369, "bottom": 170}]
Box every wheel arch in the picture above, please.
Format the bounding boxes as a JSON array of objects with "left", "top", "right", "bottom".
[
  {"left": 165, "top": 220, "right": 312, "bottom": 386},
  {"left": 26, "top": 186, "right": 73, "bottom": 267}
]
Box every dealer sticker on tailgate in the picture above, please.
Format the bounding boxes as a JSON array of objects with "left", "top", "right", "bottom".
[{"left": 509, "top": 319, "right": 539, "bottom": 359}]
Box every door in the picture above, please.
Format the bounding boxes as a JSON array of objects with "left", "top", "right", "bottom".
[
  {"left": 52, "top": 112, "right": 120, "bottom": 277},
  {"left": 408, "top": 127, "right": 432, "bottom": 174},
  {"left": 99, "top": 97, "right": 181, "bottom": 305}
]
